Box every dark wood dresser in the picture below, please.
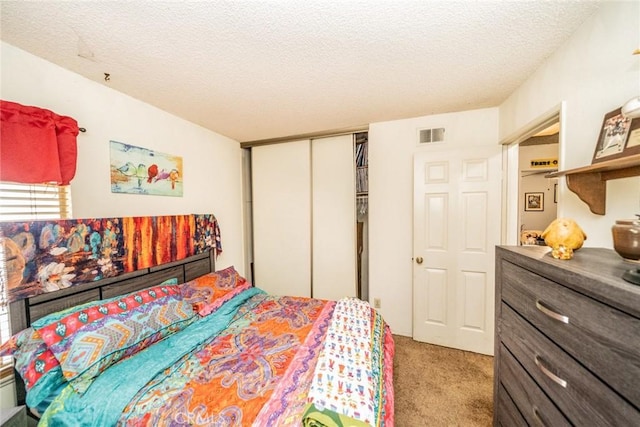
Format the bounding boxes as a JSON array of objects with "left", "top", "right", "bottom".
[{"left": 494, "top": 246, "right": 640, "bottom": 426}]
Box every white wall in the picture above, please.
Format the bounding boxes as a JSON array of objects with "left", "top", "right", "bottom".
[
  {"left": 0, "top": 42, "right": 245, "bottom": 274},
  {"left": 500, "top": 1, "right": 640, "bottom": 248},
  {"left": 369, "top": 108, "right": 499, "bottom": 336}
]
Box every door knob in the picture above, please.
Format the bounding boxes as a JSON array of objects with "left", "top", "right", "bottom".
[{"left": 416, "top": 256, "right": 424, "bottom": 264}]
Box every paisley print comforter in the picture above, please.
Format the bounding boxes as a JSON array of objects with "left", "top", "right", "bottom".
[{"left": 39, "top": 287, "right": 394, "bottom": 426}]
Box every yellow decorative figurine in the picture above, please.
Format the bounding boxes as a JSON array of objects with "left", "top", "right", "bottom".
[{"left": 541, "top": 218, "right": 587, "bottom": 260}]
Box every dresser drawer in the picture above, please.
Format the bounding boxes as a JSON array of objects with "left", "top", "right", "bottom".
[
  {"left": 496, "top": 383, "right": 526, "bottom": 427},
  {"left": 501, "top": 303, "right": 640, "bottom": 426},
  {"left": 499, "top": 344, "right": 570, "bottom": 427},
  {"left": 501, "top": 260, "right": 640, "bottom": 407}
]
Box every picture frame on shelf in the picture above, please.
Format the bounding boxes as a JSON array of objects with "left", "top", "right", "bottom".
[
  {"left": 525, "top": 192, "right": 544, "bottom": 211},
  {"left": 592, "top": 108, "right": 634, "bottom": 163},
  {"left": 622, "top": 117, "right": 640, "bottom": 156}
]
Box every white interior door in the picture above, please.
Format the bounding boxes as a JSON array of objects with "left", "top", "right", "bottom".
[
  {"left": 413, "top": 146, "right": 501, "bottom": 355},
  {"left": 252, "top": 140, "right": 311, "bottom": 297},
  {"left": 312, "top": 135, "right": 357, "bottom": 300}
]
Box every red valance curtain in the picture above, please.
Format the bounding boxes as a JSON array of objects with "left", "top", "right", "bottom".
[{"left": 0, "top": 100, "right": 79, "bottom": 185}]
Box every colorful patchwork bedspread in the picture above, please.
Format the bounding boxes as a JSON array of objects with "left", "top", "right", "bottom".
[{"left": 38, "top": 287, "right": 394, "bottom": 426}]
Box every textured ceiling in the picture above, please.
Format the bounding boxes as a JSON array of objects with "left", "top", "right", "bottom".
[{"left": 0, "top": 1, "right": 601, "bottom": 142}]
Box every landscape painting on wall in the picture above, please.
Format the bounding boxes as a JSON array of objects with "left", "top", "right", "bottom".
[{"left": 110, "top": 141, "right": 183, "bottom": 196}]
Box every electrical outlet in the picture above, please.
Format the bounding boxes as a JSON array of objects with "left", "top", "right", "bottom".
[{"left": 374, "top": 298, "right": 381, "bottom": 309}]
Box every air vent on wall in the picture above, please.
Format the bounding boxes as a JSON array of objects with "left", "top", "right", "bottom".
[{"left": 419, "top": 127, "right": 445, "bottom": 144}]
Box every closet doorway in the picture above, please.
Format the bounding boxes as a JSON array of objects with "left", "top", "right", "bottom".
[
  {"left": 248, "top": 131, "right": 367, "bottom": 300},
  {"left": 355, "top": 132, "right": 369, "bottom": 302}
]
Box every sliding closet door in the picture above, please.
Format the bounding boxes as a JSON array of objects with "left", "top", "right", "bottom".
[
  {"left": 252, "top": 140, "right": 311, "bottom": 297},
  {"left": 312, "top": 135, "right": 357, "bottom": 300}
]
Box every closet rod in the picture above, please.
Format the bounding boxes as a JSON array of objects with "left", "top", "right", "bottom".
[{"left": 240, "top": 125, "right": 368, "bottom": 148}]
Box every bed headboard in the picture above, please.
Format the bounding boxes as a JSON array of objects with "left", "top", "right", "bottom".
[{"left": 8, "top": 249, "right": 215, "bottom": 407}]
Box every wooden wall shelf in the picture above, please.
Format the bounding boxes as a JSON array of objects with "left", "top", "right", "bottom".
[{"left": 546, "top": 154, "right": 640, "bottom": 215}]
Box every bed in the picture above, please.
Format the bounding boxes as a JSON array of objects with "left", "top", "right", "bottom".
[{"left": 3, "top": 250, "right": 395, "bottom": 426}]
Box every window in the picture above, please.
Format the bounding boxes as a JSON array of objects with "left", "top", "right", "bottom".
[
  {"left": 0, "top": 182, "right": 72, "bottom": 221},
  {"left": 0, "top": 182, "right": 72, "bottom": 378}
]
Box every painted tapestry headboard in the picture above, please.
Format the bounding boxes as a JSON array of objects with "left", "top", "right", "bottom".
[{"left": 1, "top": 213, "right": 221, "bottom": 305}]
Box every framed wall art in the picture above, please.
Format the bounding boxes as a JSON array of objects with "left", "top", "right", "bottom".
[
  {"left": 622, "top": 116, "right": 640, "bottom": 156},
  {"left": 110, "top": 141, "right": 183, "bottom": 196},
  {"left": 592, "top": 108, "right": 634, "bottom": 163},
  {"left": 525, "top": 192, "right": 544, "bottom": 211}
]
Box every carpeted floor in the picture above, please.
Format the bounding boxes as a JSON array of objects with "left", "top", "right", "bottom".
[{"left": 392, "top": 335, "right": 494, "bottom": 426}]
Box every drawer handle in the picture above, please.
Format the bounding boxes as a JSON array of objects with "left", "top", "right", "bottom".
[
  {"left": 535, "top": 300, "right": 569, "bottom": 324},
  {"left": 535, "top": 355, "right": 567, "bottom": 388},
  {"left": 533, "top": 407, "right": 548, "bottom": 426}
]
